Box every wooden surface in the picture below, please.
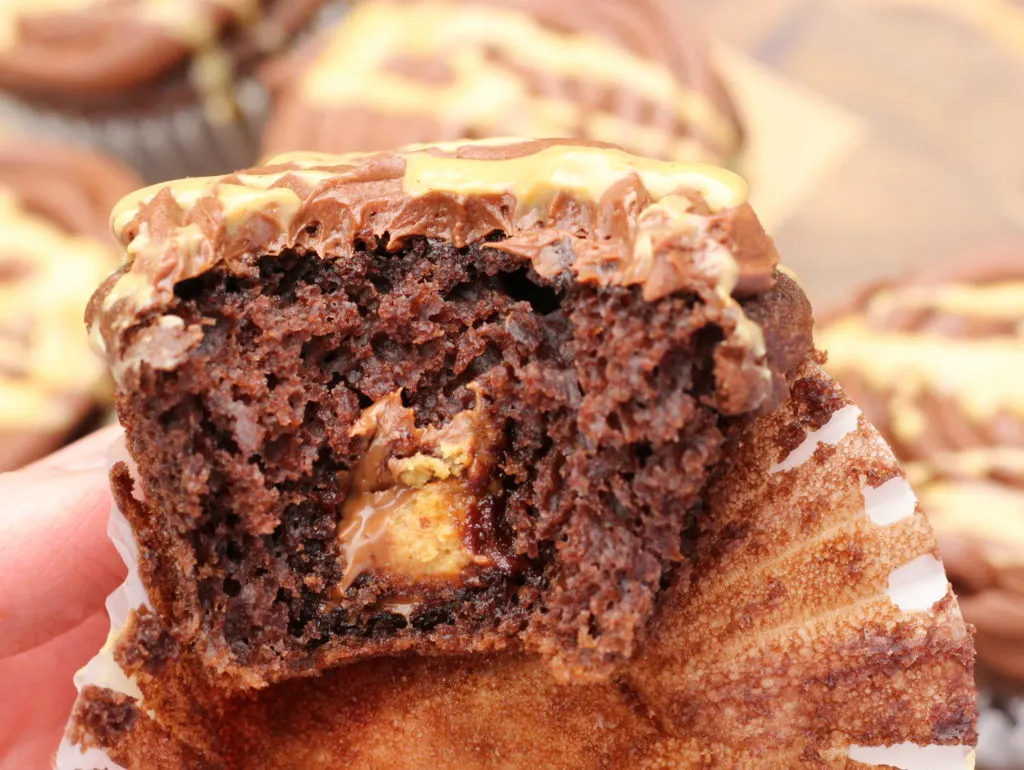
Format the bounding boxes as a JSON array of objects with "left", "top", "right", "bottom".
[{"left": 690, "top": 0, "right": 1024, "bottom": 309}]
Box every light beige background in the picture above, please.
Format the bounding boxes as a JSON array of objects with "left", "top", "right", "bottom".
[{"left": 690, "top": 0, "right": 1024, "bottom": 309}]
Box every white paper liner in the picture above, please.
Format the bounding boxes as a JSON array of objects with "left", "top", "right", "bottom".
[
  {"left": 771, "top": 401, "right": 973, "bottom": 769},
  {"left": 54, "top": 739, "right": 125, "bottom": 770},
  {"left": 785, "top": 424, "right": 974, "bottom": 770},
  {"left": 848, "top": 743, "right": 975, "bottom": 769},
  {"left": 885, "top": 554, "right": 950, "bottom": 612},
  {"left": 621, "top": 361, "right": 974, "bottom": 768},
  {"left": 770, "top": 402, "right": 861, "bottom": 472},
  {"left": 56, "top": 435, "right": 148, "bottom": 770},
  {"left": 863, "top": 475, "right": 918, "bottom": 526}
]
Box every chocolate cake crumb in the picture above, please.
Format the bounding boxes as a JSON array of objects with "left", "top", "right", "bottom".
[
  {"left": 69, "top": 686, "right": 139, "bottom": 748},
  {"left": 68, "top": 685, "right": 213, "bottom": 770},
  {"left": 110, "top": 236, "right": 808, "bottom": 685},
  {"left": 117, "top": 609, "right": 181, "bottom": 677}
]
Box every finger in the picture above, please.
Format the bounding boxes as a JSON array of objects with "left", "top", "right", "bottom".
[
  {"left": 0, "top": 611, "right": 109, "bottom": 770},
  {"left": 28, "top": 424, "right": 124, "bottom": 473},
  {"left": 0, "top": 428, "right": 126, "bottom": 657}
]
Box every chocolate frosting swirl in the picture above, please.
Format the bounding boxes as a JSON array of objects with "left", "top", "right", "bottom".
[
  {"left": 0, "top": 135, "right": 143, "bottom": 240},
  {"left": 88, "top": 139, "right": 779, "bottom": 395},
  {"left": 262, "top": 0, "right": 741, "bottom": 165}
]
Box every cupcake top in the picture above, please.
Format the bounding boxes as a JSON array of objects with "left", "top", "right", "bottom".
[
  {"left": 0, "top": 135, "right": 140, "bottom": 470},
  {"left": 89, "top": 138, "right": 777, "bottom": 387},
  {"left": 262, "top": 0, "right": 742, "bottom": 165},
  {"left": 0, "top": 0, "right": 325, "bottom": 114},
  {"left": 818, "top": 255, "right": 1024, "bottom": 685}
]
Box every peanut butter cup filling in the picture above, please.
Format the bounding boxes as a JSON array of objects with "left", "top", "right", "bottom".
[{"left": 336, "top": 389, "right": 508, "bottom": 591}]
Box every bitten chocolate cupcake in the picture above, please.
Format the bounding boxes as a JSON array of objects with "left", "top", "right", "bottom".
[
  {"left": 60, "top": 139, "right": 981, "bottom": 769},
  {"left": 86, "top": 139, "right": 799, "bottom": 699},
  {"left": 0, "top": 1, "right": 328, "bottom": 182},
  {"left": 818, "top": 255, "right": 1024, "bottom": 768},
  {"left": 261, "top": 0, "right": 742, "bottom": 165},
  {"left": 0, "top": 134, "right": 140, "bottom": 471}
]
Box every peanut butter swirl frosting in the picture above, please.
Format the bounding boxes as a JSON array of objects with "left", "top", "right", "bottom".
[
  {"left": 89, "top": 138, "right": 779, "bottom": 387},
  {"left": 262, "top": 0, "right": 741, "bottom": 165},
  {"left": 819, "top": 255, "right": 1024, "bottom": 686},
  {"left": 0, "top": 136, "right": 139, "bottom": 470}
]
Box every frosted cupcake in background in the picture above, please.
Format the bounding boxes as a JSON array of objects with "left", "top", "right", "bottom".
[
  {"left": 61, "top": 138, "right": 976, "bottom": 768},
  {"left": 0, "top": 1, "right": 329, "bottom": 182},
  {"left": 819, "top": 254, "right": 1024, "bottom": 770},
  {"left": 260, "top": 0, "right": 743, "bottom": 166},
  {"left": 0, "top": 132, "right": 140, "bottom": 471}
]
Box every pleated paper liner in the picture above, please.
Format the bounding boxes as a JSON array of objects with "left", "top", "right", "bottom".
[{"left": 58, "top": 360, "right": 977, "bottom": 769}]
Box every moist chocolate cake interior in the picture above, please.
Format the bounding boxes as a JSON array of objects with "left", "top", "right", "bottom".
[{"left": 121, "top": 229, "right": 760, "bottom": 682}]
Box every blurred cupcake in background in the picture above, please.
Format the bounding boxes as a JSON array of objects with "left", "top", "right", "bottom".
[
  {"left": 261, "top": 0, "right": 742, "bottom": 166},
  {"left": 818, "top": 253, "right": 1024, "bottom": 769},
  {"left": 0, "top": 132, "right": 140, "bottom": 471},
  {"left": 0, "top": 1, "right": 330, "bottom": 182}
]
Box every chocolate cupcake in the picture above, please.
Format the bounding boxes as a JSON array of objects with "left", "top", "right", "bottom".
[
  {"left": 0, "top": 134, "right": 140, "bottom": 472},
  {"left": 261, "top": 0, "right": 742, "bottom": 165},
  {"left": 0, "top": 1, "right": 329, "bottom": 182},
  {"left": 85, "top": 138, "right": 799, "bottom": 701},
  {"left": 81, "top": 138, "right": 807, "bottom": 751},
  {"left": 818, "top": 255, "right": 1024, "bottom": 768},
  {"left": 59, "top": 139, "right": 981, "bottom": 768}
]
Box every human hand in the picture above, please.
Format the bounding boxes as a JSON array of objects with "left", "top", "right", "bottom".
[{"left": 0, "top": 427, "right": 126, "bottom": 770}]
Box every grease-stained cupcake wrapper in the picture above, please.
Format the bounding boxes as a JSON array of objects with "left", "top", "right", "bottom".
[{"left": 57, "top": 362, "right": 978, "bottom": 769}]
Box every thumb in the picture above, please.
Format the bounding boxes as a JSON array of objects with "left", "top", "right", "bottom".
[{"left": 0, "top": 426, "right": 126, "bottom": 658}]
